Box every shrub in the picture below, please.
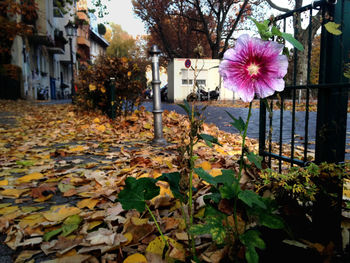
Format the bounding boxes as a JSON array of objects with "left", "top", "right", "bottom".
[{"left": 75, "top": 56, "right": 146, "bottom": 117}]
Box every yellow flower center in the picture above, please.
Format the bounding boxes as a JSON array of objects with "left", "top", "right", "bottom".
[{"left": 247, "top": 63, "right": 260, "bottom": 76}]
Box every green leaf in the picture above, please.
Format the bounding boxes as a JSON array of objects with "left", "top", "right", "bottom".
[
  {"left": 118, "top": 177, "right": 160, "bottom": 213},
  {"left": 190, "top": 215, "right": 227, "bottom": 245},
  {"left": 246, "top": 152, "right": 263, "bottom": 169},
  {"left": 240, "top": 229, "right": 265, "bottom": 263},
  {"left": 281, "top": 32, "right": 304, "bottom": 51},
  {"left": 178, "top": 103, "right": 190, "bottom": 116},
  {"left": 157, "top": 172, "right": 185, "bottom": 202},
  {"left": 43, "top": 228, "right": 62, "bottom": 242},
  {"left": 246, "top": 246, "right": 259, "bottom": 263},
  {"left": 61, "top": 214, "right": 82, "bottom": 237},
  {"left": 238, "top": 190, "right": 266, "bottom": 209},
  {"left": 258, "top": 213, "right": 284, "bottom": 229},
  {"left": 204, "top": 206, "right": 226, "bottom": 219},
  {"left": 240, "top": 230, "right": 266, "bottom": 250},
  {"left": 324, "top": 22, "right": 342, "bottom": 35},
  {"left": 271, "top": 26, "right": 282, "bottom": 37},
  {"left": 194, "top": 167, "right": 218, "bottom": 187},
  {"left": 225, "top": 111, "right": 245, "bottom": 134},
  {"left": 198, "top": 134, "right": 221, "bottom": 147},
  {"left": 219, "top": 183, "right": 240, "bottom": 199},
  {"left": 214, "top": 169, "right": 237, "bottom": 185},
  {"left": 16, "top": 160, "right": 35, "bottom": 167}
]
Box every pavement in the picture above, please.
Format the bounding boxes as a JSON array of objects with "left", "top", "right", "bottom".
[{"left": 141, "top": 101, "right": 350, "bottom": 160}]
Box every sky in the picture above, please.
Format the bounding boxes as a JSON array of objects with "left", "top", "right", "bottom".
[
  {"left": 97, "top": 0, "right": 147, "bottom": 38},
  {"left": 96, "top": 0, "right": 313, "bottom": 38}
]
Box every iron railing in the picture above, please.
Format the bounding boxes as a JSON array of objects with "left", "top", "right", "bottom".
[{"left": 259, "top": 0, "right": 350, "bottom": 172}]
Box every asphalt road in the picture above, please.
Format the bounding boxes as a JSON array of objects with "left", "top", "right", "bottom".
[{"left": 141, "top": 101, "right": 350, "bottom": 159}]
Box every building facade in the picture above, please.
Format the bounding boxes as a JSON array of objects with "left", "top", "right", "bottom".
[
  {"left": 167, "top": 58, "right": 238, "bottom": 102},
  {"left": 8, "top": 0, "right": 108, "bottom": 101}
]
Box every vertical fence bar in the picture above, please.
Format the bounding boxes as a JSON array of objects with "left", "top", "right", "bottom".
[
  {"left": 290, "top": 14, "right": 299, "bottom": 167},
  {"left": 278, "top": 18, "right": 287, "bottom": 173},
  {"left": 259, "top": 100, "right": 266, "bottom": 158},
  {"left": 279, "top": 93, "right": 284, "bottom": 173},
  {"left": 268, "top": 101, "right": 273, "bottom": 167},
  {"left": 149, "top": 45, "right": 167, "bottom": 146},
  {"left": 303, "top": 8, "right": 313, "bottom": 163}
]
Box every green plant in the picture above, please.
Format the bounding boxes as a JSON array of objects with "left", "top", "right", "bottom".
[{"left": 191, "top": 102, "right": 284, "bottom": 263}]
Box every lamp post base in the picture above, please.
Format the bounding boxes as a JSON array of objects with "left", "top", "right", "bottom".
[{"left": 151, "top": 137, "right": 168, "bottom": 146}]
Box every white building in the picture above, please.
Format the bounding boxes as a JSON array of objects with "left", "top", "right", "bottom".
[{"left": 167, "top": 58, "right": 238, "bottom": 102}]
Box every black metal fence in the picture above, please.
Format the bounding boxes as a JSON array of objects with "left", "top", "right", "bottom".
[
  {"left": 259, "top": 0, "right": 350, "bottom": 171},
  {"left": 258, "top": 0, "right": 350, "bottom": 250}
]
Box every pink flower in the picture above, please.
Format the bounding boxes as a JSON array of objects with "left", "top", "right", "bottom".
[{"left": 219, "top": 34, "right": 288, "bottom": 102}]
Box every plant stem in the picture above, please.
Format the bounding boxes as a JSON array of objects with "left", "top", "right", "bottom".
[
  {"left": 146, "top": 203, "right": 169, "bottom": 248},
  {"left": 188, "top": 103, "right": 196, "bottom": 257},
  {"left": 238, "top": 102, "right": 253, "bottom": 180},
  {"left": 233, "top": 102, "right": 253, "bottom": 239}
]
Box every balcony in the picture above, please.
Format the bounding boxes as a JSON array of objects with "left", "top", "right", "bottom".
[{"left": 77, "top": 36, "right": 90, "bottom": 48}]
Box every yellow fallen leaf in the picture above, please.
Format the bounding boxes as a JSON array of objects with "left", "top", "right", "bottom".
[
  {"left": 0, "top": 179, "right": 8, "bottom": 186},
  {"left": 96, "top": 125, "right": 106, "bottom": 132},
  {"left": 16, "top": 172, "right": 44, "bottom": 184},
  {"left": 69, "top": 145, "right": 86, "bottom": 152},
  {"left": 100, "top": 86, "right": 106, "bottom": 93},
  {"left": 0, "top": 206, "right": 19, "bottom": 215},
  {"left": 14, "top": 250, "right": 41, "bottom": 263},
  {"left": 19, "top": 214, "right": 46, "bottom": 228},
  {"left": 121, "top": 232, "right": 133, "bottom": 246},
  {"left": 146, "top": 236, "right": 185, "bottom": 260},
  {"left": 43, "top": 205, "right": 81, "bottom": 222},
  {"left": 131, "top": 217, "right": 149, "bottom": 226},
  {"left": 88, "top": 220, "right": 103, "bottom": 230},
  {"left": 77, "top": 198, "right": 99, "bottom": 210},
  {"left": 201, "top": 161, "right": 211, "bottom": 171},
  {"left": 123, "top": 253, "right": 147, "bottom": 263},
  {"left": 0, "top": 188, "right": 28, "bottom": 198},
  {"left": 34, "top": 193, "right": 53, "bottom": 202},
  {"left": 143, "top": 123, "right": 152, "bottom": 130},
  {"left": 210, "top": 168, "right": 222, "bottom": 177},
  {"left": 0, "top": 203, "right": 11, "bottom": 208},
  {"left": 89, "top": 84, "right": 96, "bottom": 91},
  {"left": 216, "top": 147, "right": 226, "bottom": 155},
  {"left": 93, "top": 117, "right": 100, "bottom": 123}
]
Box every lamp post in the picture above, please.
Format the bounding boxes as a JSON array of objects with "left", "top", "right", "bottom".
[
  {"left": 65, "top": 21, "right": 77, "bottom": 102},
  {"left": 149, "top": 45, "right": 167, "bottom": 146}
]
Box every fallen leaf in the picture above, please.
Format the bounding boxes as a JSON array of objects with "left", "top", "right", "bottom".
[
  {"left": 41, "top": 254, "right": 90, "bottom": 263},
  {"left": 16, "top": 172, "right": 44, "bottom": 184},
  {"left": 14, "top": 250, "right": 41, "bottom": 263},
  {"left": 0, "top": 179, "right": 9, "bottom": 186},
  {"left": 123, "top": 253, "right": 147, "bottom": 263},
  {"left": 0, "top": 188, "right": 29, "bottom": 198},
  {"left": 43, "top": 206, "right": 81, "bottom": 222},
  {"left": 96, "top": 125, "right": 106, "bottom": 132},
  {"left": 77, "top": 198, "right": 99, "bottom": 210},
  {"left": 86, "top": 228, "right": 116, "bottom": 246}
]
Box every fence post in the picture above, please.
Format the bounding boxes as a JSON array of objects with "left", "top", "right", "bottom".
[
  {"left": 149, "top": 45, "right": 167, "bottom": 145},
  {"left": 314, "top": 0, "right": 349, "bottom": 250},
  {"left": 259, "top": 99, "right": 266, "bottom": 159}
]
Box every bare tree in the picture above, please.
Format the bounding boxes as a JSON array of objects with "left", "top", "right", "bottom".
[{"left": 266, "top": 0, "right": 322, "bottom": 85}]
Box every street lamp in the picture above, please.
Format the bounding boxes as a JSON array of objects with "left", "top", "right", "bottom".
[{"left": 65, "top": 21, "right": 77, "bottom": 102}]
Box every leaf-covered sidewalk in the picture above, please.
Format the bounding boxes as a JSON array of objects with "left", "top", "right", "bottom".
[{"left": 1, "top": 100, "right": 263, "bottom": 262}]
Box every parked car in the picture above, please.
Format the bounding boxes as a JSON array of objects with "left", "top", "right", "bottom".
[
  {"left": 186, "top": 86, "right": 220, "bottom": 102},
  {"left": 160, "top": 84, "right": 168, "bottom": 102}
]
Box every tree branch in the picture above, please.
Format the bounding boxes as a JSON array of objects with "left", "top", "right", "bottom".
[{"left": 265, "top": 0, "right": 291, "bottom": 13}]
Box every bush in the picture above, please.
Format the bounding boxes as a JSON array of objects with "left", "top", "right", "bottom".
[{"left": 75, "top": 56, "right": 146, "bottom": 117}]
